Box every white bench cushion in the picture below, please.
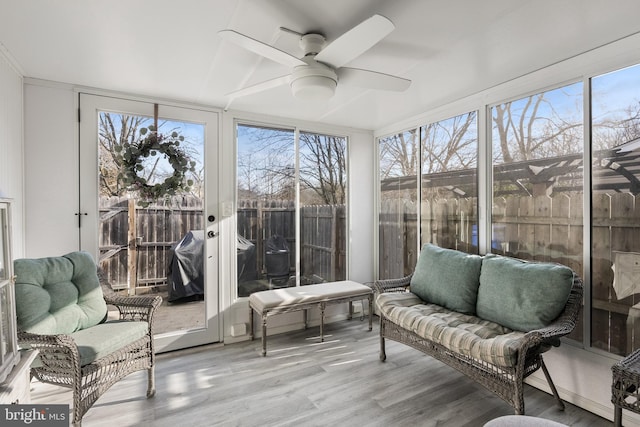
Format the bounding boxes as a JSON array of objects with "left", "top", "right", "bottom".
[{"left": 249, "top": 281, "right": 371, "bottom": 313}]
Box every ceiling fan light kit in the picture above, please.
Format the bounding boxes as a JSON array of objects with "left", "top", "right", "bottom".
[
  {"left": 290, "top": 58, "right": 337, "bottom": 101},
  {"left": 291, "top": 74, "right": 337, "bottom": 101},
  {"left": 220, "top": 14, "right": 411, "bottom": 102}
]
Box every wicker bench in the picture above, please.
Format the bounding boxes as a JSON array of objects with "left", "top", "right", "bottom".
[
  {"left": 249, "top": 280, "right": 373, "bottom": 356},
  {"left": 374, "top": 244, "right": 583, "bottom": 415}
]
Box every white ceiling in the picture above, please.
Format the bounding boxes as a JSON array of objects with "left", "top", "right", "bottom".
[{"left": 1, "top": 0, "right": 640, "bottom": 130}]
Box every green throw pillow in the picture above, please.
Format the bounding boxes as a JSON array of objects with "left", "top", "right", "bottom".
[
  {"left": 476, "top": 254, "right": 574, "bottom": 332},
  {"left": 410, "top": 244, "right": 483, "bottom": 314}
]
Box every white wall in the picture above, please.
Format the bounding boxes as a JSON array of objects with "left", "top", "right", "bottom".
[
  {"left": 23, "top": 81, "right": 78, "bottom": 257},
  {"left": 0, "top": 48, "right": 24, "bottom": 258}
]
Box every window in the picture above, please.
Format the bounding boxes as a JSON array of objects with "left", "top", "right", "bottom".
[
  {"left": 377, "top": 112, "right": 478, "bottom": 279},
  {"left": 236, "top": 124, "right": 347, "bottom": 296},
  {"left": 491, "top": 83, "right": 584, "bottom": 341},
  {"left": 420, "top": 112, "right": 478, "bottom": 253},
  {"left": 378, "top": 130, "right": 419, "bottom": 279},
  {"left": 591, "top": 64, "right": 640, "bottom": 355},
  {"left": 299, "top": 132, "right": 347, "bottom": 283},
  {"left": 376, "top": 63, "right": 640, "bottom": 357},
  {"left": 236, "top": 124, "right": 295, "bottom": 296}
]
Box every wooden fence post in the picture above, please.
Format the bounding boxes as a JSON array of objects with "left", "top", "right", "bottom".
[{"left": 127, "top": 198, "right": 137, "bottom": 296}]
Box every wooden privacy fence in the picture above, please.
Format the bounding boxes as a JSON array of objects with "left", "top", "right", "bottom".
[
  {"left": 237, "top": 199, "right": 296, "bottom": 280},
  {"left": 300, "top": 204, "right": 346, "bottom": 282},
  {"left": 379, "top": 191, "right": 640, "bottom": 355},
  {"left": 236, "top": 200, "right": 346, "bottom": 282},
  {"left": 99, "top": 196, "right": 203, "bottom": 292},
  {"left": 379, "top": 197, "right": 476, "bottom": 279},
  {"left": 100, "top": 197, "right": 347, "bottom": 292},
  {"left": 379, "top": 199, "right": 418, "bottom": 279}
]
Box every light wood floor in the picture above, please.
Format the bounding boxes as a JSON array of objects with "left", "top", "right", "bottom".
[{"left": 30, "top": 319, "right": 611, "bottom": 426}]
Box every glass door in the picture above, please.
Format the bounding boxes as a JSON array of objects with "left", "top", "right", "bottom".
[{"left": 79, "top": 94, "right": 220, "bottom": 352}]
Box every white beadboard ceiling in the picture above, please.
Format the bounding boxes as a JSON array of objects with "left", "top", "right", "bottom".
[{"left": 1, "top": 0, "right": 640, "bottom": 130}]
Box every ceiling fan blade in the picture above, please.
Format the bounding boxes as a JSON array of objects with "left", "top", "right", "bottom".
[
  {"left": 219, "top": 29, "right": 306, "bottom": 68},
  {"left": 337, "top": 67, "right": 411, "bottom": 92},
  {"left": 226, "top": 75, "right": 291, "bottom": 99},
  {"left": 315, "top": 14, "right": 395, "bottom": 68}
]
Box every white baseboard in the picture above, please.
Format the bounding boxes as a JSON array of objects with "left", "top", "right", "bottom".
[{"left": 526, "top": 374, "right": 640, "bottom": 426}]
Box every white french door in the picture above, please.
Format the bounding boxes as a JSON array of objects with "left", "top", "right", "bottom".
[{"left": 79, "top": 93, "right": 220, "bottom": 352}]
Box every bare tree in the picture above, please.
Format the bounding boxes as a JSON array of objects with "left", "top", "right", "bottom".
[
  {"left": 422, "top": 112, "right": 477, "bottom": 173},
  {"left": 236, "top": 125, "right": 295, "bottom": 200},
  {"left": 593, "top": 101, "right": 640, "bottom": 150},
  {"left": 492, "top": 93, "right": 582, "bottom": 163},
  {"left": 379, "top": 129, "right": 419, "bottom": 179},
  {"left": 299, "top": 133, "right": 346, "bottom": 205},
  {"left": 98, "top": 113, "right": 148, "bottom": 196},
  {"left": 236, "top": 125, "right": 347, "bottom": 205}
]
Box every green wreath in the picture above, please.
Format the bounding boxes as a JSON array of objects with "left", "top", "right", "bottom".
[{"left": 118, "top": 126, "right": 196, "bottom": 206}]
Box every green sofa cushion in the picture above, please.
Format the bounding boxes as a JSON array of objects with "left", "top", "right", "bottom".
[
  {"left": 14, "top": 251, "right": 108, "bottom": 335},
  {"left": 410, "top": 244, "right": 483, "bottom": 314},
  {"left": 476, "top": 254, "right": 574, "bottom": 332},
  {"left": 71, "top": 320, "right": 149, "bottom": 366}
]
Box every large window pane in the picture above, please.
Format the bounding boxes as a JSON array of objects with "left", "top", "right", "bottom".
[
  {"left": 420, "top": 112, "right": 478, "bottom": 253},
  {"left": 299, "top": 132, "right": 347, "bottom": 284},
  {"left": 591, "top": 64, "right": 640, "bottom": 355},
  {"left": 378, "top": 130, "right": 419, "bottom": 279},
  {"left": 491, "top": 83, "right": 584, "bottom": 342},
  {"left": 236, "top": 125, "right": 348, "bottom": 295},
  {"left": 236, "top": 124, "right": 295, "bottom": 296}
]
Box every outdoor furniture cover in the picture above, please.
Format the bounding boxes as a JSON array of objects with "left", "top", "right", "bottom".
[
  {"left": 167, "top": 231, "right": 258, "bottom": 301},
  {"left": 167, "top": 230, "right": 204, "bottom": 302}
]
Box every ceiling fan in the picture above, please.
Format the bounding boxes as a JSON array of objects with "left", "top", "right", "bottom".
[{"left": 219, "top": 14, "right": 411, "bottom": 102}]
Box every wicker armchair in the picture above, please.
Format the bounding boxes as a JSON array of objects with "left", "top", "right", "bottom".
[{"left": 14, "top": 252, "right": 162, "bottom": 426}]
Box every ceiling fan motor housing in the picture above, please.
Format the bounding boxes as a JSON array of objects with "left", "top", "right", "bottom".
[
  {"left": 300, "top": 33, "right": 326, "bottom": 55},
  {"left": 290, "top": 56, "right": 337, "bottom": 100}
]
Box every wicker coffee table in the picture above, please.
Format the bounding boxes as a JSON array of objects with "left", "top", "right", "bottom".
[{"left": 612, "top": 348, "right": 640, "bottom": 426}]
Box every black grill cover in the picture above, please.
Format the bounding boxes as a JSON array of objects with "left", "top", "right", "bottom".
[
  {"left": 265, "top": 235, "right": 290, "bottom": 279},
  {"left": 167, "top": 231, "right": 258, "bottom": 302},
  {"left": 167, "top": 230, "right": 204, "bottom": 302},
  {"left": 237, "top": 235, "right": 258, "bottom": 282}
]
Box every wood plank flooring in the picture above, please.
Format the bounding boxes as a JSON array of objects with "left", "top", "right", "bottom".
[{"left": 29, "top": 319, "right": 611, "bottom": 426}]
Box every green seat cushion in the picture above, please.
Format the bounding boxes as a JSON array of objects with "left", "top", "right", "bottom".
[
  {"left": 71, "top": 320, "right": 149, "bottom": 366},
  {"left": 409, "top": 244, "right": 482, "bottom": 314},
  {"left": 476, "top": 254, "right": 574, "bottom": 332},
  {"left": 14, "top": 251, "right": 108, "bottom": 335}
]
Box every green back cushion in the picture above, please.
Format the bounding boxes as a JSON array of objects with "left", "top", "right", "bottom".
[
  {"left": 410, "top": 244, "right": 483, "bottom": 314},
  {"left": 14, "top": 251, "right": 108, "bottom": 335},
  {"left": 476, "top": 254, "right": 574, "bottom": 332}
]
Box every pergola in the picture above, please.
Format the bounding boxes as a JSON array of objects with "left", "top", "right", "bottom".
[{"left": 380, "top": 138, "right": 640, "bottom": 198}]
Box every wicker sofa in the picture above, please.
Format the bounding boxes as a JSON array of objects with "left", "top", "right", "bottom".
[{"left": 374, "top": 244, "right": 583, "bottom": 415}]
